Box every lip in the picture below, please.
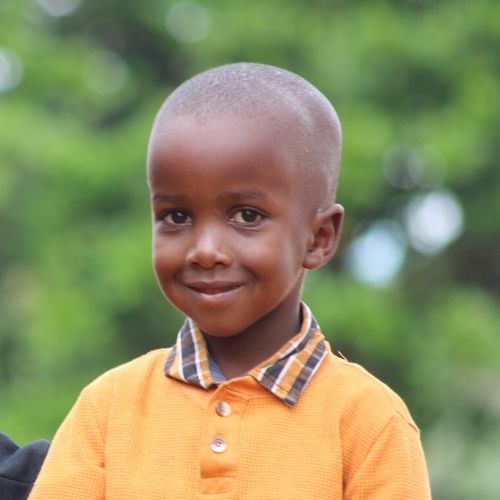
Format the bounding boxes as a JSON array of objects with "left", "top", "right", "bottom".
[
  {"left": 185, "top": 281, "right": 244, "bottom": 296},
  {"left": 183, "top": 281, "right": 246, "bottom": 307}
]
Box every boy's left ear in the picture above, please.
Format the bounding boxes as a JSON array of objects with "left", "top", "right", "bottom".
[{"left": 303, "top": 203, "right": 344, "bottom": 270}]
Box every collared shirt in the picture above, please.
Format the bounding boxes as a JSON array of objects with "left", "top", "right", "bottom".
[{"left": 164, "top": 302, "right": 327, "bottom": 406}]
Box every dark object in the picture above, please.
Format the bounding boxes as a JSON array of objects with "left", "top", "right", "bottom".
[{"left": 0, "top": 433, "right": 49, "bottom": 500}]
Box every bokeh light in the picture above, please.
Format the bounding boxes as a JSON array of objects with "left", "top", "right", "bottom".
[
  {"left": 166, "top": 1, "right": 212, "bottom": 44},
  {"left": 345, "top": 220, "right": 407, "bottom": 287},
  {"left": 404, "top": 190, "right": 464, "bottom": 255},
  {"left": 0, "top": 48, "right": 23, "bottom": 92},
  {"left": 37, "top": 0, "right": 82, "bottom": 18},
  {"left": 84, "top": 49, "right": 129, "bottom": 95},
  {"left": 383, "top": 144, "right": 445, "bottom": 190}
]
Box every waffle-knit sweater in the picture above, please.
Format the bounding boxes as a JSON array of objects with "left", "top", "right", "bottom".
[{"left": 29, "top": 345, "right": 431, "bottom": 499}]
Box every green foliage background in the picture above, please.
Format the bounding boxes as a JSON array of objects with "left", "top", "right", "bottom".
[{"left": 1, "top": 0, "right": 499, "bottom": 497}]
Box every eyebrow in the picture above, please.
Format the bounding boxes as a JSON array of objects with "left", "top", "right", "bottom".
[
  {"left": 151, "top": 191, "right": 268, "bottom": 203},
  {"left": 151, "top": 193, "right": 183, "bottom": 203},
  {"left": 222, "top": 190, "right": 268, "bottom": 202}
]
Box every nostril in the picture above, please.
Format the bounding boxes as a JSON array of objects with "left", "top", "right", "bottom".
[{"left": 186, "top": 233, "right": 230, "bottom": 269}]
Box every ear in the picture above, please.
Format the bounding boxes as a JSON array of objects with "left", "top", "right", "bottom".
[{"left": 303, "top": 203, "right": 344, "bottom": 270}]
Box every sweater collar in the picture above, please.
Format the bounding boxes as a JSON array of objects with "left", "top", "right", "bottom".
[{"left": 164, "top": 303, "right": 327, "bottom": 406}]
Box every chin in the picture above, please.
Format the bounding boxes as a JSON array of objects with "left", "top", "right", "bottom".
[{"left": 196, "top": 324, "right": 242, "bottom": 338}]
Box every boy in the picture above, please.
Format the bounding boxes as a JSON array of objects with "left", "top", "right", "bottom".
[{"left": 29, "top": 63, "right": 431, "bottom": 499}]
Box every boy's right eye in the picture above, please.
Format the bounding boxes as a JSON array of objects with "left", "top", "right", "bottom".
[{"left": 162, "top": 210, "right": 191, "bottom": 225}]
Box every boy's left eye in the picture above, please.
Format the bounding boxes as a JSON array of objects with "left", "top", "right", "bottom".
[{"left": 231, "top": 208, "right": 264, "bottom": 224}]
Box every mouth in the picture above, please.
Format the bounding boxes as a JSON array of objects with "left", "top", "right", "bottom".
[{"left": 185, "top": 281, "right": 244, "bottom": 296}]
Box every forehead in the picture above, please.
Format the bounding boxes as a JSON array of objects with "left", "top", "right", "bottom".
[{"left": 148, "top": 115, "right": 304, "bottom": 191}]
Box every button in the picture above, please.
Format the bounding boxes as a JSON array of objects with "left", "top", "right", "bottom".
[
  {"left": 215, "top": 400, "right": 232, "bottom": 417},
  {"left": 210, "top": 437, "right": 227, "bottom": 453}
]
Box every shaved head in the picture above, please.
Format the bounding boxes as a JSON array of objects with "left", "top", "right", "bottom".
[{"left": 149, "top": 63, "right": 342, "bottom": 205}]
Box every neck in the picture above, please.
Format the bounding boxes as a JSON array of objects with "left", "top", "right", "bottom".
[{"left": 203, "top": 296, "right": 302, "bottom": 380}]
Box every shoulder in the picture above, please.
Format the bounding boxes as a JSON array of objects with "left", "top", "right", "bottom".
[
  {"left": 60, "top": 348, "right": 174, "bottom": 436},
  {"left": 98, "top": 348, "right": 170, "bottom": 378},
  {"left": 312, "top": 347, "right": 418, "bottom": 431},
  {"left": 310, "top": 348, "right": 424, "bottom": 475},
  {"left": 79, "top": 348, "right": 172, "bottom": 404}
]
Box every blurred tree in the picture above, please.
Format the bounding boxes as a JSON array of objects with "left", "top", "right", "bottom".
[{"left": 1, "top": 0, "right": 499, "bottom": 498}]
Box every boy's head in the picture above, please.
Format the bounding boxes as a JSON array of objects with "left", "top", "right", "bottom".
[
  {"left": 147, "top": 63, "right": 343, "bottom": 340},
  {"left": 150, "top": 63, "right": 342, "bottom": 207}
]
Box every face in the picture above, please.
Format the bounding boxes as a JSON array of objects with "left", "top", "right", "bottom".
[{"left": 148, "top": 115, "right": 333, "bottom": 338}]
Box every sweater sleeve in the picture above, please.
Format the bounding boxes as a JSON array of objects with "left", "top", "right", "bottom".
[
  {"left": 344, "top": 412, "right": 431, "bottom": 499},
  {"left": 28, "top": 387, "right": 105, "bottom": 500}
]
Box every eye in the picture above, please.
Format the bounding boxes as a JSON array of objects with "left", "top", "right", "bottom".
[
  {"left": 231, "top": 208, "right": 264, "bottom": 224},
  {"left": 162, "top": 210, "right": 191, "bottom": 225}
]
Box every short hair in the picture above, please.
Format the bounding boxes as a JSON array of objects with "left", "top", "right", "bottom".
[{"left": 150, "top": 63, "right": 342, "bottom": 204}]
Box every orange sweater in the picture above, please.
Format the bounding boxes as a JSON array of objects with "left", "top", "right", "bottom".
[{"left": 29, "top": 346, "right": 431, "bottom": 499}]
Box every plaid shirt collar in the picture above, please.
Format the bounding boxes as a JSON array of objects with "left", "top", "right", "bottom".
[{"left": 164, "top": 303, "right": 327, "bottom": 406}]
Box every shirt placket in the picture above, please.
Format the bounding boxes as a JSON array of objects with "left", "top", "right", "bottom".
[{"left": 198, "top": 384, "right": 249, "bottom": 496}]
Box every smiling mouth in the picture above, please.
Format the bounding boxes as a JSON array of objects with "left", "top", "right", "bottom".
[{"left": 185, "top": 282, "right": 244, "bottom": 295}]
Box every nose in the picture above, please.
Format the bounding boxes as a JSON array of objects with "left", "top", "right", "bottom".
[{"left": 186, "top": 224, "right": 231, "bottom": 269}]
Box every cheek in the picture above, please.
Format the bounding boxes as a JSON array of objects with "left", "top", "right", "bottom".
[
  {"left": 152, "top": 239, "right": 176, "bottom": 279},
  {"left": 243, "top": 236, "right": 304, "bottom": 277}
]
